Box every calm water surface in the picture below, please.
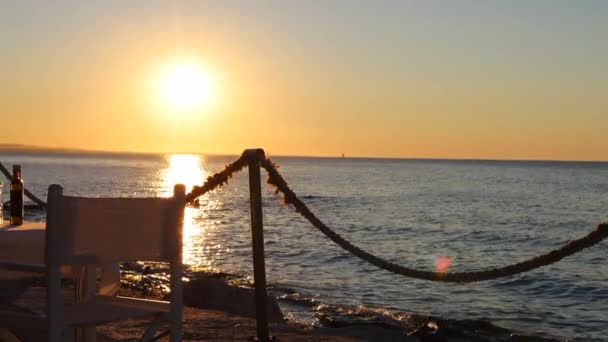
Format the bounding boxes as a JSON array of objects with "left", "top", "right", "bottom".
[{"left": 1, "top": 151, "right": 607, "bottom": 340}]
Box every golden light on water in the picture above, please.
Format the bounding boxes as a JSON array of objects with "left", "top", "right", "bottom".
[
  {"left": 162, "top": 154, "right": 206, "bottom": 265},
  {"left": 163, "top": 154, "right": 205, "bottom": 195}
]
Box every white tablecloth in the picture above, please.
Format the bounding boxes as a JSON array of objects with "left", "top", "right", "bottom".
[{"left": 0, "top": 221, "right": 120, "bottom": 295}]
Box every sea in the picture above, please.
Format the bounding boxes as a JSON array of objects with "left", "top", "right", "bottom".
[{"left": 1, "top": 150, "right": 607, "bottom": 341}]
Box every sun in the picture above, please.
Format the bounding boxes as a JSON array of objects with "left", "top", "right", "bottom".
[{"left": 158, "top": 61, "right": 214, "bottom": 113}]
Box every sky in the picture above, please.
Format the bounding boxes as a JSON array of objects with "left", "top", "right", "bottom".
[{"left": 1, "top": 1, "right": 607, "bottom": 160}]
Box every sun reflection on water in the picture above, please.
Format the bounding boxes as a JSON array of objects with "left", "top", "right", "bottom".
[
  {"left": 161, "top": 154, "right": 207, "bottom": 265},
  {"left": 162, "top": 154, "right": 205, "bottom": 195}
]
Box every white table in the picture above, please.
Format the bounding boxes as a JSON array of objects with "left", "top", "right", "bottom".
[{"left": 0, "top": 221, "right": 121, "bottom": 296}]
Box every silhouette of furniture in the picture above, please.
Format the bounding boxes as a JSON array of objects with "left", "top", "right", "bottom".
[
  {"left": 0, "top": 222, "right": 120, "bottom": 297},
  {"left": 0, "top": 183, "right": 186, "bottom": 342}
]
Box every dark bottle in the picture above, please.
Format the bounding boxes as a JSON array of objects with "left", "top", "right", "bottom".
[{"left": 10, "top": 165, "right": 24, "bottom": 225}]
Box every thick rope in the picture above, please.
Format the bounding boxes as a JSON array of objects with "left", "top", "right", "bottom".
[
  {"left": 0, "top": 161, "right": 47, "bottom": 209},
  {"left": 181, "top": 153, "right": 608, "bottom": 283},
  {"left": 258, "top": 157, "right": 608, "bottom": 283},
  {"left": 185, "top": 153, "right": 249, "bottom": 203}
]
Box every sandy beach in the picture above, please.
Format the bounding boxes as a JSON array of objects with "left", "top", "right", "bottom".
[
  {"left": 3, "top": 277, "right": 567, "bottom": 342},
  {"left": 102, "top": 281, "right": 569, "bottom": 342},
  {"left": 97, "top": 306, "right": 362, "bottom": 342},
  {"left": 96, "top": 291, "right": 566, "bottom": 342},
  {"left": 2, "top": 284, "right": 402, "bottom": 342}
]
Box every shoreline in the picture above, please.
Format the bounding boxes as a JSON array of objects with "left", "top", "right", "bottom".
[
  {"left": 1, "top": 282, "right": 571, "bottom": 342},
  {"left": 102, "top": 286, "right": 564, "bottom": 342},
  {"left": 119, "top": 264, "right": 570, "bottom": 342}
]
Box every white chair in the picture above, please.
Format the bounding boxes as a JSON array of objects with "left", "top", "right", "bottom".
[{"left": 0, "top": 183, "right": 186, "bottom": 342}]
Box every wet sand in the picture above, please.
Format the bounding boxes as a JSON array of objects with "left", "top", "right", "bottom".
[
  {"left": 99, "top": 286, "right": 565, "bottom": 342},
  {"left": 1, "top": 281, "right": 564, "bottom": 342},
  {"left": 97, "top": 305, "right": 366, "bottom": 341}
]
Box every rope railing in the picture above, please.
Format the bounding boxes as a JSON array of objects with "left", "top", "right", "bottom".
[
  {"left": 258, "top": 157, "right": 608, "bottom": 282},
  {"left": 185, "top": 153, "right": 249, "bottom": 203},
  {"left": 2, "top": 152, "right": 606, "bottom": 283},
  {"left": 183, "top": 150, "right": 608, "bottom": 283}
]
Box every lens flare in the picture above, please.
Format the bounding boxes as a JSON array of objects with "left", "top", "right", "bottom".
[{"left": 435, "top": 255, "right": 451, "bottom": 273}]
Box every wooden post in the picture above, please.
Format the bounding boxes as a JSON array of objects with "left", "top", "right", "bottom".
[
  {"left": 170, "top": 184, "right": 186, "bottom": 342},
  {"left": 46, "top": 184, "right": 64, "bottom": 342},
  {"left": 245, "top": 149, "right": 271, "bottom": 341}
]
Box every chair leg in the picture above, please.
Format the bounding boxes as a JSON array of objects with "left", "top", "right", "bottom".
[
  {"left": 138, "top": 317, "right": 163, "bottom": 342},
  {"left": 48, "top": 327, "right": 63, "bottom": 342},
  {"left": 82, "top": 265, "right": 97, "bottom": 342},
  {"left": 48, "top": 266, "right": 63, "bottom": 342},
  {"left": 83, "top": 327, "right": 96, "bottom": 342},
  {"left": 169, "top": 321, "right": 181, "bottom": 342}
]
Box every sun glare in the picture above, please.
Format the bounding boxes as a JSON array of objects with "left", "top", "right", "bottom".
[
  {"left": 161, "top": 154, "right": 207, "bottom": 265},
  {"left": 162, "top": 154, "right": 205, "bottom": 194},
  {"left": 158, "top": 62, "right": 214, "bottom": 113}
]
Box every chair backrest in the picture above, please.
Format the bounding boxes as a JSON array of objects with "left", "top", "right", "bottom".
[{"left": 45, "top": 184, "right": 186, "bottom": 265}]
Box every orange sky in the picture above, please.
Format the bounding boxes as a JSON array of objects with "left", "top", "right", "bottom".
[{"left": 2, "top": 2, "right": 607, "bottom": 160}]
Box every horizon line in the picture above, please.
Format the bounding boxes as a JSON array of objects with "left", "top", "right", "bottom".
[{"left": 1, "top": 143, "right": 607, "bottom": 164}]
